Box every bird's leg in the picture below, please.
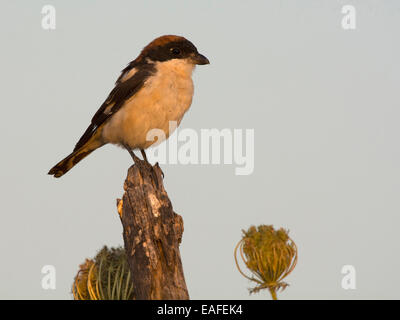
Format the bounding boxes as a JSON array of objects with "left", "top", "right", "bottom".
[
  {"left": 123, "top": 145, "right": 160, "bottom": 187},
  {"left": 123, "top": 144, "right": 140, "bottom": 163},
  {"left": 140, "top": 148, "right": 162, "bottom": 186},
  {"left": 140, "top": 149, "right": 149, "bottom": 163}
]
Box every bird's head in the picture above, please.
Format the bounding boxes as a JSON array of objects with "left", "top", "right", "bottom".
[{"left": 137, "top": 35, "right": 210, "bottom": 66}]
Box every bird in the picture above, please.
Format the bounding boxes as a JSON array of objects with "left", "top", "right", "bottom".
[{"left": 48, "top": 35, "right": 209, "bottom": 178}]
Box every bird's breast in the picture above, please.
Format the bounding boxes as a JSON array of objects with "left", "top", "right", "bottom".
[{"left": 102, "top": 60, "right": 195, "bottom": 149}]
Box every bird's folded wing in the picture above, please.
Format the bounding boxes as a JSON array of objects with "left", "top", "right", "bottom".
[{"left": 73, "top": 64, "right": 155, "bottom": 151}]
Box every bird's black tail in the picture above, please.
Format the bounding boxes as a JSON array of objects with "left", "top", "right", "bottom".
[{"left": 48, "top": 140, "right": 102, "bottom": 178}]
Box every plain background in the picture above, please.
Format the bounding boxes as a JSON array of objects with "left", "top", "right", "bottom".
[{"left": 0, "top": 0, "right": 399, "bottom": 299}]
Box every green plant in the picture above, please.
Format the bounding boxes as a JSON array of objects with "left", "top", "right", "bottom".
[{"left": 72, "top": 246, "right": 134, "bottom": 300}]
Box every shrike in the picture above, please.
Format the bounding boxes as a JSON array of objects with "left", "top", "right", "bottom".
[{"left": 48, "top": 35, "right": 209, "bottom": 178}]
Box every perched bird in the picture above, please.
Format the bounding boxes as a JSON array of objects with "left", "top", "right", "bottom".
[{"left": 48, "top": 35, "right": 209, "bottom": 178}]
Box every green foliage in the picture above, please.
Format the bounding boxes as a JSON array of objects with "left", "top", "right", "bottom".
[
  {"left": 235, "top": 225, "right": 298, "bottom": 300},
  {"left": 72, "top": 246, "right": 134, "bottom": 300}
]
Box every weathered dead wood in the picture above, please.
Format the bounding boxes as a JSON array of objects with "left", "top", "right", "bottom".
[{"left": 116, "top": 159, "right": 189, "bottom": 300}]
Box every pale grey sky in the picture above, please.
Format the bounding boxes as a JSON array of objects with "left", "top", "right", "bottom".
[{"left": 0, "top": 0, "right": 399, "bottom": 299}]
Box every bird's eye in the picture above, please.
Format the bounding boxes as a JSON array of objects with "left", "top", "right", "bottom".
[{"left": 171, "top": 48, "right": 181, "bottom": 55}]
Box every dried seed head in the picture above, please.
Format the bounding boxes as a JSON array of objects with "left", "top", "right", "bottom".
[{"left": 235, "top": 225, "right": 298, "bottom": 299}]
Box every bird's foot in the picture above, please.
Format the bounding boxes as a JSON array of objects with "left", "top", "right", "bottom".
[
  {"left": 124, "top": 145, "right": 162, "bottom": 187},
  {"left": 140, "top": 149, "right": 157, "bottom": 175}
]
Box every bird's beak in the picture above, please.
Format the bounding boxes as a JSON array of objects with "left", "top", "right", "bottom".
[{"left": 192, "top": 52, "right": 210, "bottom": 65}]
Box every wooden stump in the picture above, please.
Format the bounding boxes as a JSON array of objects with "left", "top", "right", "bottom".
[{"left": 116, "top": 159, "right": 189, "bottom": 300}]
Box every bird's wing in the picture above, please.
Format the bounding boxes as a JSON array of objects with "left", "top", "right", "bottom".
[{"left": 73, "top": 64, "right": 155, "bottom": 151}]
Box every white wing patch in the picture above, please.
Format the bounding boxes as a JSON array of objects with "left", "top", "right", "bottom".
[{"left": 119, "top": 67, "right": 138, "bottom": 83}]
